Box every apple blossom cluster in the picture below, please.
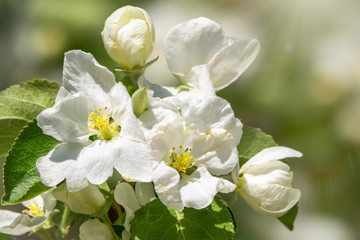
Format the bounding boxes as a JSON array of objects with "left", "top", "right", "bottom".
[{"left": 0, "top": 5, "right": 302, "bottom": 240}]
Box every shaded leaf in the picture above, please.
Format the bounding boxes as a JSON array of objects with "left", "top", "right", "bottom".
[
  {"left": 2, "top": 120, "right": 60, "bottom": 204},
  {"left": 278, "top": 203, "right": 298, "bottom": 231},
  {"left": 238, "top": 126, "right": 277, "bottom": 165}
]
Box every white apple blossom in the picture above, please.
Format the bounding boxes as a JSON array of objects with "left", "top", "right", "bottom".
[
  {"left": 164, "top": 17, "right": 260, "bottom": 92},
  {"left": 145, "top": 115, "right": 238, "bottom": 210},
  {"left": 0, "top": 191, "right": 56, "bottom": 236},
  {"left": 102, "top": 6, "right": 155, "bottom": 70},
  {"left": 237, "top": 146, "right": 302, "bottom": 217},
  {"left": 36, "top": 50, "right": 152, "bottom": 192}
]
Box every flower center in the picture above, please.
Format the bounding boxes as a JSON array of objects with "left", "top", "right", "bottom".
[
  {"left": 168, "top": 146, "right": 195, "bottom": 174},
  {"left": 88, "top": 107, "right": 120, "bottom": 140},
  {"left": 22, "top": 201, "right": 45, "bottom": 217}
]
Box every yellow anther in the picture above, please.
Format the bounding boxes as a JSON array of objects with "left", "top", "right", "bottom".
[
  {"left": 190, "top": 156, "right": 194, "bottom": 160},
  {"left": 179, "top": 145, "right": 182, "bottom": 149},
  {"left": 104, "top": 106, "right": 108, "bottom": 110},
  {"left": 99, "top": 107, "right": 102, "bottom": 111}
]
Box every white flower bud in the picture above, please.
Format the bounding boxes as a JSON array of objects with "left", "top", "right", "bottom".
[
  {"left": 52, "top": 184, "right": 106, "bottom": 216},
  {"left": 79, "top": 219, "right": 114, "bottom": 240},
  {"left": 237, "top": 146, "right": 302, "bottom": 217},
  {"left": 102, "top": 6, "right": 155, "bottom": 70}
]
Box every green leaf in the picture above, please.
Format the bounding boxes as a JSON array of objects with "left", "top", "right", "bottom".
[
  {"left": 277, "top": 204, "right": 298, "bottom": 231},
  {"left": 0, "top": 79, "right": 60, "bottom": 157},
  {"left": 238, "top": 126, "right": 278, "bottom": 166},
  {"left": 130, "top": 196, "right": 235, "bottom": 240},
  {"left": 2, "top": 120, "right": 60, "bottom": 205}
]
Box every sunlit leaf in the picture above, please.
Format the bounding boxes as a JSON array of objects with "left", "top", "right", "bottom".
[
  {"left": 0, "top": 79, "right": 60, "bottom": 156},
  {"left": 130, "top": 196, "right": 235, "bottom": 240}
]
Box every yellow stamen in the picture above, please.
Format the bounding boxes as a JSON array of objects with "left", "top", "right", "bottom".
[
  {"left": 167, "top": 145, "right": 195, "bottom": 174},
  {"left": 88, "top": 106, "right": 120, "bottom": 140}
]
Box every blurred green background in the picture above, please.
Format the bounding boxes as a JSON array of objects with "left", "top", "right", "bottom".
[{"left": 1, "top": 0, "right": 359, "bottom": 239}]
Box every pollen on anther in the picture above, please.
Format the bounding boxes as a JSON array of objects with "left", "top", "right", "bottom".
[
  {"left": 172, "top": 147, "right": 175, "bottom": 151},
  {"left": 179, "top": 145, "right": 182, "bottom": 149},
  {"left": 190, "top": 156, "right": 194, "bottom": 160},
  {"left": 99, "top": 107, "right": 102, "bottom": 111},
  {"left": 191, "top": 162, "right": 195, "bottom": 166},
  {"left": 104, "top": 106, "right": 108, "bottom": 110},
  {"left": 189, "top": 148, "right": 192, "bottom": 151}
]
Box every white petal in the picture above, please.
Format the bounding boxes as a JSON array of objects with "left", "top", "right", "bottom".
[
  {"left": 179, "top": 165, "right": 228, "bottom": 209},
  {"left": 0, "top": 210, "right": 46, "bottom": 236},
  {"left": 41, "top": 190, "right": 57, "bottom": 215},
  {"left": 109, "top": 82, "right": 146, "bottom": 142},
  {"left": 109, "top": 82, "right": 133, "bottom": 120},
  {"left": 185, "top": 64, "right": 215, "bottom": 97},
  {"left": 147, "top": 118, "right": 186, "bottom": 165},
  {"left": 63, "top": 50, "right": 115, "bottom": 108},
  {"left": 114, "top": 138, "right": 152, "bottom": 182},
  {"left": 36, "top": 142, "right": 90, "bottom": 191},
  {"left": 82, "top": 141, "right": 118, "bottom": 185},
  {"left": 243, "top": 146, "right": 303, "bottom": 167},
  {"left": 114, "top": 183, "right": 141, "bottom": 231},
  {"left": 153, "top": 162, "right": 183, "bottom": 210},
  {"left": 209, "top": 38, "right": 260, "bottom": 91},
  {"left": 245, "top": 160, "right": 290, "bottom": 176},
  {"left": 0, "top": 210, "right": 20, "bottom": 230},
  {"left": 193, "top": 129, "right": 238, "bottom": 175},
  {"left": 37, "top": 91, "right": 92, "bottom": 143},
  {"left": 239, "top": 182, "right": 301, "bottom": 217},
  {"left": 79, "top": 219, "right": 114, "bottom": 240},
  {"left": 164, "top": 17, "right": 227, "bottom": 82},
  {"left": 139, "top": 107, "right": 177, "bottom": 134},
  {"left": 135, "top": 182, "right": 156, "bottom": 206},
  {"left": 138, "top": 77, "right": 179, "bottom": 98},
  {"left": 21, "top": 195, "right": 44, "bottom": 211},
  {"left": 180, "top": 96, "right": 243, "bottom": 144}
]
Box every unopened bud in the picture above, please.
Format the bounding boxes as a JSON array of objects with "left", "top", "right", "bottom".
[{"left": 102, "top": 6, "right": 155, "bottom": 70}]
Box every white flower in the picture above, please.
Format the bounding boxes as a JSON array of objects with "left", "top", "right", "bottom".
[
  {"left": 114, "top": 182, "right": 156, "bottom": 240},
  {"left": 237, "top": 146, "right": 302, "bottom": 217},
  {"left": 0, "top": 191, "right": 56, "bottom": 236},
  {"left": 164, "top": 17, "right": 260, "bottom": 92},
  {"left": 146, "top": 116, "right": 238, "bottom": 210},
  {"left": 36, "top": 50, "right": 152, "bottom": 192},
  {"left": 79, "top": 218, "right": 114, "bottom": 240},
  {"left": 102, "top": 6, "right": 155, "bottom": 70}
]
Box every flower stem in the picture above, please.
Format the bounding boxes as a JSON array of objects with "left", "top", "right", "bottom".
[{"left": 60, "top": 204, "right": 71, "bottom": 238}]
